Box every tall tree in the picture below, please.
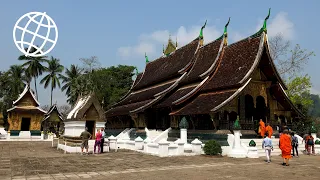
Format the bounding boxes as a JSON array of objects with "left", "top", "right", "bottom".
[
  {"left": 18, "top": 47, "right": 47, "bottom": 99},
  {"left": 40, "top": 57, "right": 64, "bottom": 106},
  {"left": 7, "top": 65, "right": 27, "bottom": 95},
  {"left": 60, "top": 64, "right": 83, "bottom": 105}
]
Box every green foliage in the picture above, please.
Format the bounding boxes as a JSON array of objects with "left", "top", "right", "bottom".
[
  {"left": 64, "top": 62, "right": 135, "bottom": 109},
  {"left": 203, "top": 140, "right": 222, "bottom": 156},
  {"left": 315, "top": 140, "right": 320, "bottom": 145},
  {"left": 249, "top": 140, "right": 256, "bottom": 147},
  {"left": 309, "top": 94, "right": 320, "bottom": 117},
  {"left": 285, "top": 75, "right": 313, "bottom": 113}
]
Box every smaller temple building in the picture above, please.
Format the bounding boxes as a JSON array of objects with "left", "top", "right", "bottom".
[
  {"left": 7, "top": 84, "right": 46, "bottom": 133},
  {"left": 65, "top": 93, "right": 105, "bottom": 138},
  {"left": 42, "top": 104, "right": 64, "bottom": 136}
]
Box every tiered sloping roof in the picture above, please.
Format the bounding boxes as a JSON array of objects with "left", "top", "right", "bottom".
[
  {"left": 7, "top": 84, "right": 46, "bottom": 113},
  {"left": 42, "top": 104, "right": 64, "bottom": 122},
  {"left": 67, "top": 93, "right": 106, "bottom": 121},
  {"left": 106, "top": 10, "right": 303, "bottom": 118}
]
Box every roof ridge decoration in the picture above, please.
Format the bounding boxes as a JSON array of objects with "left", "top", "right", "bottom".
[
  {"left": 199, "top": 20, "right": 207, "bottom": 46},
  {"left": 216, "top": 17, "right": 230, "bottom": 43},
  {"left": 135, "top": 67, "right": 139, "bottom": 75},
  {"left": 250, "top": 8, "right": 270, "bottom": 39},
  {"left": 145, "top": 53, "right": 149, "bottom": 64}
]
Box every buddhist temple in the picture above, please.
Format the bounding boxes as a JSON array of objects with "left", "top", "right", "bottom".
[
  {"left": 41, "top": 104, "right": 64, "bottom": 136},
  {"left": 7, "top": 84, "right": 46, "bottom": 132},
  {"left": 106, "top": 10, "right": 304, "bottom": 135},
  {"left": 65, "top": 93, "right": 105, "bottom": 138}
]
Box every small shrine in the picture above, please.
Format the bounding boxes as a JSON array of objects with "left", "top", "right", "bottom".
[
  {"left": 41, "top": 104, "right": 64, "bottom": 136},
  {"left": 65, "top": 93, "right": 105, "bottom": 138},
  {"left": 7, "top": 84, "right": 46, "bottom": 137}
]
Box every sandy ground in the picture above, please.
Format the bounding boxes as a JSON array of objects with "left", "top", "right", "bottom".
[{"left": 0, "top": 141, "right": 320, "bottom": 180}]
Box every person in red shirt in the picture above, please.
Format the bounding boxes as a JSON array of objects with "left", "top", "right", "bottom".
[{"left": 94, "top": 129, "right": 102, "bottom": 154}]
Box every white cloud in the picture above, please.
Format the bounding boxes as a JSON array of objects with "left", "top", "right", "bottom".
[
  {"left": 117, "top": 42, "right": 156, "bottom": 58},
  {"left": 256, "top": 12, "right": 294, "bottom": 40},
  {"left": 117, "top": 24, "right": 221, "bottom": 59},
  {"left": 118, "top": 12, "right": 295, "bottom": 59}
]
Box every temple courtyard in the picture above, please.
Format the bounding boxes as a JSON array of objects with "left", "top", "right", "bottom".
[{"left": 0, "top": 142, "right": 319, "bottom": 180}]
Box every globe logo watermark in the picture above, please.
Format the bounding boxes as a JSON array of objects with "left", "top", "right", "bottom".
[{"left": 13, "top": 12, "right": 58, "bottom": 57}]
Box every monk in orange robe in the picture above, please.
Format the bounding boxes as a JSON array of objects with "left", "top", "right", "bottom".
[
  {"left": 279, "top": 129, "right": 292, "bottom": 166},
  {"left": 259, "top": 119, "right": 266, "bottom": 138},
  {"left": 265, "top": 123, "right": 273, "bottom": 138}
]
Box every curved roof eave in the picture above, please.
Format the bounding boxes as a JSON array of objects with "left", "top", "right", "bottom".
[{"left": 211, "top": 78, "right": 252, "bottom": 112}]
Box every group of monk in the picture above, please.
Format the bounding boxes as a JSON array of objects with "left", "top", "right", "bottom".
[
  {"left": 258, "top": 119, "right": 273, "bottom": 138},
  {"left": 259, "top": 119, "right": 293, "bottom": 166}
]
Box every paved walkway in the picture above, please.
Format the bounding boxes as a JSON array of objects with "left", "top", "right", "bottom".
[{"left": 0, "top": 141, "right": 320, "bottom": 180}]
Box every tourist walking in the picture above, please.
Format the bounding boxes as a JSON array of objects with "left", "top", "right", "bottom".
[
  {"left": 262, "top": 132, "right": 273, "bottom": 163},
  {"left": 279, "top": 129, "right": 292, "bottom": 166},
  {"left": 306, "top": 133, "right": 315, "bottom": 155},
  {"left": 259, "top": 119, "right": 266, "bottom": 138},
  {"left": 100, "top": 128, "right": 105, "bottom": 153},
  {"left": 94, "top": 129, "right": 102, "bottom": 154},
  {"left": 265, "top": 123, "right": 273, "bottom": 138},
  {"left": 80, "top": 127, "right": 92, "bottom": 155},
  {"left": 291, "top": 132, "right": 299, "bottom": 157},
  {"left": 302, "top": 133, "right": 309, "bottom": 153}
]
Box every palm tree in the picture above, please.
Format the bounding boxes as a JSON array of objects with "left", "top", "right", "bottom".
[
  {"left": 7, "top": 65, "right": 27, "bottom": 97},
  {"left": 18, "top": 47, "right": 47, "bottom": 99},
  {"left": 40, "top": 57, "right": 64, "bottom": 106},
  {"left": 60, "top": 64, "right": 83, "bottom": 105}
]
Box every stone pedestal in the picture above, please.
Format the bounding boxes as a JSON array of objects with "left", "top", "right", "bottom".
[
  {"left": 175, "top": 139, "right": 185, "bottom": 155},
  {"left": 180, "top": 128, "right": 187, "bottom": 144},
  {"left": 108, "top": 135, "right": 117, "bottom": 151},
  {"left": 135, "top": 136, "right": 144, "bottom": 150},
  {"left": 158, "top": 139, "right": 170, "bottom": 157},
  {"left": 191, "top": 138, "right": 202, "bottom": 155},
  {"left": 64, "top": 121, "right": 86, "bottom": 137},
  {"left": 228, "top": 130, "right": 247, "bottom": 158},
  {"left": 247, "top": 147, "right": 259, "bottom": 158},
  {"left": 0, "top": 127, "right": 7, "bottom": 139}
]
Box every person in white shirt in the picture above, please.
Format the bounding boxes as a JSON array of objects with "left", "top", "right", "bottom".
[
  {"left": 100, "top": 128, "right": 105, "bottom": 153},
  {"left": 262, "top": 132, "right": 273, "bottom": 163}
]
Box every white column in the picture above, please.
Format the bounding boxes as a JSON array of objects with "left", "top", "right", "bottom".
[
  {"left": 108, "top": 135, "right": 117, "bottom": 151},
  {"left": 6, "top": 132, "right": 10, "bottom": 140},
  {"left": 191, "top": 138, "right": 202, "bottom": 155},
  {"left": 180, "top": 128, "right": 187, "bottom": 144},
  {"left": 228, "top": 130, "right": 247, "bottom": 158},
  {"left": 175, "top": 139, "right": 185, "bottom": 155},
  {"left": 135, "top": 136, "right": 144, "bottom": 150},
  {"left": 144, "top": 137, "right": 151, "bottom": 153},
  {"left": 311, "top": 133, "right": 317, "bottom": 142},
  {"left": 158, "top": 139, "right": 170, "bottom": 157},
  {"left": 233, "top": 130, "right": 241, "bottom": 148}
]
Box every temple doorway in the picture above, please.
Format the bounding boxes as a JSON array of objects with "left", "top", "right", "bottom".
[
  {"left": 255, "top": 96, "right": 267, "bottom": 121},
  {"left": 21, "top": 118, "right": 31, "bottom": 131},
  {"left": 85, "top": 120, "right": 95, "bottom": 139}
]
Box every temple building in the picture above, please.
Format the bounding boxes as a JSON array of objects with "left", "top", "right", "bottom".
[
  {"left": 7, "top": 84, "right": 46, "bottom": 132},
  {"left": 41, "top": 104, "right": 64, "bottom": 136},
  {"left": 65, "top": 93, "right": 105, "bottom": 138},
  {"left": 106, "top": 10, "right": 303, "bottom": 134}
]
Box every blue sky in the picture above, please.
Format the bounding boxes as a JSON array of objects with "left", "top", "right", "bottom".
[{"left": 0, "top": 0, "right": 319, "bottom": 106}]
